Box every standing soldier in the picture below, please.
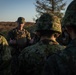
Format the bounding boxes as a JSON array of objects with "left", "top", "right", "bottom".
[
  {"left": 7, "top": 17, "right": 31, "bottom": 75},
  {"left": 42, "top": 0, "right": 76, "bottom": 75},
  {"left": 7, "top": 17, "right": 31, "bottom": 52},
  {"left": 0, "top": 35, "right": 12, "bottom": 75},
  {"left": 18, "top": 13, "right": 65, "bottom": 75}
]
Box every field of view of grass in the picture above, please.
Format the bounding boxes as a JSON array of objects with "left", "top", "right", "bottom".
[{"left": 0, "top": 22, "right": 35, "bottom": 38}]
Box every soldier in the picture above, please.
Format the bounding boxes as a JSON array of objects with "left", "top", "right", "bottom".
[
  {"left": 0, "top": 35, "right": 12, "bottom": 75},
  {"left": 30, "top": 19, "right": 40, "bottom": 45},
  {"left": 7, "top": 17, "right": 31, "bottom": 53},
  {"left": 42, "top": 0, "right": 76, "bottom": 75},
  {"left": 7, "top": 17, "right": 31, "bottom": 75},
  {"left": 18, "top": 13, "right": 65, "bottom": 75}
]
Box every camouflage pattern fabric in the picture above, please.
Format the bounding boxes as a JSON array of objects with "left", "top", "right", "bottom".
[
  {"left": 42, "top": 38, "right": 76, "bottom": 75},
  {"left": 7, "top": 27, "right": 31, "bottom": 48},
  {"left": 36, "top": 13, "right": 62, "bottom": 33},
  {"left": 18, "top": 39, "right": 65, "bottom": 75},
  {"left": 42, "top": 1, "right": 76, "bottom": 75},
  {"left": 7, "top": 27, "right": 31, "bottom": 75},
  {"left": 0, "top": 35, "right": 12, "bottom": 75}
]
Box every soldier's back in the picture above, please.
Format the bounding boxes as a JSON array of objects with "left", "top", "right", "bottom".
[
  {"left": 42, "top": 38, "right": 76, "bottom": 75},
  {"left": 18, "top": 39, "right": 65, "bottom": 75}
]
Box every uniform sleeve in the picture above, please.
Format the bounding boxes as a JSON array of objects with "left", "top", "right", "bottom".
[
  {"left": 7, "top": 29, "right": 16, "bottom": 42},
  {"left": 26, "top": 30, "right": 31, "bottom": 40}
]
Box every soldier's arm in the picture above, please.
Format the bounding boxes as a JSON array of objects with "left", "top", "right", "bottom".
[
  {"left": 7, "top": 29, "right": 17, "bottom": 46},
  {"left": 7, "top": 29, "right": 16, "bottom": 41},
  {"left": 7, "top": 30, "right": 12, "bottom": 41},
  {"left": 26, "top": 30, "right": 31, "bottom": 40}
]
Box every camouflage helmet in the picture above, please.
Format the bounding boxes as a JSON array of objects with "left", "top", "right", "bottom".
[
  {"left": 17, "top": 17, "right": 25, "bottom": 24},
  {"left": 36, "top": 13, "right": 62, "bottom": 33},
  {"left": 62, "top": 0, "right": 76, "bottom": 26}
]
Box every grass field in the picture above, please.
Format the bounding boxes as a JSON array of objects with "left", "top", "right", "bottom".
[{"left": 0, "top": 22, "right": 35, "bottom": 38}]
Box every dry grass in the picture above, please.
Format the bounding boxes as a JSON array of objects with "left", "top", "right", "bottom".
[
  {"left": 0, "top": 22, "right": 35, "bottom": 37},
  {"left": 0, "top": 22, "right": 34, "bottom": 31}
]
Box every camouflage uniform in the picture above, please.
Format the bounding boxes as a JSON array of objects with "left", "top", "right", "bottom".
[
  {"left": 8, "top": 27, "right": 31, "bottom": 50},
  {"left": 0, "top": 35, "right": 12, "bottom": 75},
  {"left": 18, "top": 13, "right": 65, "bottom": 75},
  {"left": 42, "top": 39, "right": 76, "bottom": 75},
  {"left": 7, "top": 17, "right": 31, "bottom": 75},
  {"left": 7, "top": 17, "right": 31, "bottom": 49},
  {"left": 42, "top": 0, "right": 76, "bottom": 75},
  {"left": 7, "top": 17, "right": 31, "bottom": 53}
]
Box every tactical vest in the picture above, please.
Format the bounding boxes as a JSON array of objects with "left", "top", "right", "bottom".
[{"left": 12, "top": 28, "right": 29, "bottom": 48}]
